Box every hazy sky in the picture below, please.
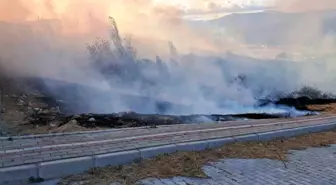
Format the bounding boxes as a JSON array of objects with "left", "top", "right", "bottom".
[{"left": 154, "top": 0, "right": 277, "bottom": 10}]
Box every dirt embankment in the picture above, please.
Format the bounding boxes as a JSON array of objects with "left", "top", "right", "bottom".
[
  {"left": 0, "top": 93, "right": 99, "bottom": 135},
  {"left": 308, "top": 103, "right": 336, "bottom": 114}
]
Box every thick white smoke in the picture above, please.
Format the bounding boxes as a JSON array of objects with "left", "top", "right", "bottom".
[{"left": 0, "top": 0, "right": 334, "bottom": 115}]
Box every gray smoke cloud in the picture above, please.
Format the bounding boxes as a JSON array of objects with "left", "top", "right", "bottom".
[
  {"left": 276, "top": 0, "right": 336, "bottom": 12},
  {"left": 0, "top": 0, "right": 334, "bottom": 115}
]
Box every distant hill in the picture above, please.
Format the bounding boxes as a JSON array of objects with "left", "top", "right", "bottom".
[{"left": 197, "top": 10, "right": 336, "bottom": 45}]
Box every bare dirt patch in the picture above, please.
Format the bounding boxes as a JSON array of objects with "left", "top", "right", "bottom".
[
  {"left": 60, "top": 130, "right": 336, "bottom": 185},
  {"left": 0, "top": 94, "right": 96, "bottom": 135}
]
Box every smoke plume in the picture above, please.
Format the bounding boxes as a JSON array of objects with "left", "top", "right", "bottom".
[
  {"left": 0, "top": 0, "right": 335, "bottom": 115},
  {"left": 276, "top": 0, "right": 336, "bottom": 12}
]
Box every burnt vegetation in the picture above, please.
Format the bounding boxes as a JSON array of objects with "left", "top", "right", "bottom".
[{"left": 259, "top": 86, "right": 336, "bottom": 110}]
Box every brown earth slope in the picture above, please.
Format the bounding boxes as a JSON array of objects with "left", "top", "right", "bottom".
[{"left": 308, "top": 103, "right": 336, "bottom": 114}]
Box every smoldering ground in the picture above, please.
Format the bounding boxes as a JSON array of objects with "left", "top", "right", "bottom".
[{"left": 0, "top": 0, "right": 335, "bottom": 115}]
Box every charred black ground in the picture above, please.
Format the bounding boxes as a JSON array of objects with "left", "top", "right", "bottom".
[
  {"left": 14, "top": 78, "right": 327, "bottom": 130},
  {"left": 259, "top": 86, "right": 336, "bottom": 111},
  {"left": 27, "top": 78, "right": 335, "bottom": 114},
  {"left": 28, "top": 111, "right": 298, "bottom": 129},
  {"left": 0, "top": 74, "right": 334, "bottom": 136}
]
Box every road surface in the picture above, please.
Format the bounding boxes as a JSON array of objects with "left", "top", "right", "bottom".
[{"left": 1, "top": 114, "right": 336, "bottom": 184}]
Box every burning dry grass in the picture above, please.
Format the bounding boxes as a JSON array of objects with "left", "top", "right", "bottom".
[{"left": 60, "top": 130, "right": 336, "bottom": 185}]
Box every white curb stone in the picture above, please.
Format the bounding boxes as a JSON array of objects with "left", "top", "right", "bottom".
[
  {"left": 95, "top": 150, "right": 140, "bottom": 167},
  {"left": 176, "top": 141, "right": 209, "bottom": 151},
  {"left": 140, "top": 145, "right": 177, "bottom": 159},
  {"left": 0, "top": 164, "right": 37, "bottom": 184},
  {"left": 258, "top": 123, "right": 336, "bottom": 141},
  {"left": 305, "top": 123, "right": 336, "bottom": 133},
  {"left": 38, "top": 157, "right": 94, "bottom": 180},
  {"left": 258, "top": 130, "right": 293, "bottom": 141},
  {"left": 234, "top": 134, "right": 259, "bottom": 142},
  {"left": 207, "top": 137, "right": 235, "bottom": 148}
]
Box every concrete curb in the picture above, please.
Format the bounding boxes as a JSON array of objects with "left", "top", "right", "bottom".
[
  {"left": 207, "top": 137, "right": 235, "bottom": 149},
  {"left": 95, "top": 150, "right": 140, "bottom": 168},
  {"left": 2, "top": 115, "right": 335, "bottom": 141},
  {"left": 0, "top": 122, "right": 201, "bottom": 141},
  {"left": 176, "top": 141, "right": 209, "bottom": 152},
  {"left": 38, "top": 156, "right": 94, "bottom": 180},
  {"left": 257, "top": 122, "right": 336, "bottom": 141},
  {"left": 140, "top": 145, "right": 177, "bottom": 159},
  {"left": 0, "top": 164, "right": 37, "bottom": 185},
  {"left": 234, "top": 134, "right": 259, "bottom": 142},
  {"left": 1, "top": 121, "right": 336, "bottom": 184},
  {"left": 0, "top": 126, "right": 161, "bottom": 141}
]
